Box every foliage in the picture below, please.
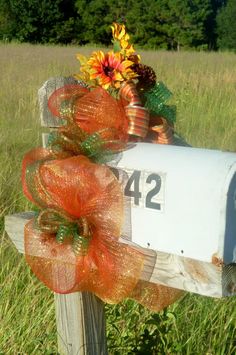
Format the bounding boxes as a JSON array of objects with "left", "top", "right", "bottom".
[
  {"left": 0, "top": 0, "right": 233, "bottom": 50},
  {"left": 106, "top": 300, "right": 184, "bottom": 354},
  {"left": 205, "top": 0, "right": 225, "bottom": 49},
  {"left": 216, "top": 0, "right": 236, "bottom": 50},
  {"left": 0, "top": 0, "right": 81, "bottom": 43},
  {"left": 75, "top": 0, "right": 213, "bottom": 50},
  {"left": 126, "top": 0, "right": 212, "bottom": 50},
  {"left": 75, "top": 0, "right": 111, "bottom": 45}
]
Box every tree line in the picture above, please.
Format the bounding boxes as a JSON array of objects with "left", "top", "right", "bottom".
[{"left": 0, "top": 0, "right": 235, "bottom": 51}]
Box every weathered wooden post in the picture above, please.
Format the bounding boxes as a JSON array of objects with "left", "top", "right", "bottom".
[{"left": 4, "top": 77, "right": 236, "bottom": 354}]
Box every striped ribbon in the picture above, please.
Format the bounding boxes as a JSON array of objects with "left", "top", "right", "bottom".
[
  {"left": 150, "top": 117, "right": 173, "bottom": 145},
  {"left": 119, "top": 81, "right": 173, "bottom": 144},
  {"left": 120, "top": 81, "right": 149, "bottom": 139}
]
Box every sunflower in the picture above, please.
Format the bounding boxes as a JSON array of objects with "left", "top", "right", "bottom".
[
  {"left": 87, "top": 51, "right": 137, "bottom": 89},
  {"left": 111, "top": 23, "right": 131, "bottom": 51},
  {"left": 111, "top": 23, "right": 140, "bottom": 64},
  {"left": 74, "top": 53, "right": 94, "bottom": 84}
]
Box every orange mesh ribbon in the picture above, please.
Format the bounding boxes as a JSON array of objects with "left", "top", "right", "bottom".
[
  {"left": 47, "top": 82, "right": 173, "bottom": 146},
  {"left": 131, "top": 281, "right": 183, "bottom": 312},
  {"left": 22, "top": 149, "right": 144, "bottom": 302},
  {"left": 48, "top": 85, "right": 128, "bottom": 143},
  {"left": 46, "top": 85, "right": 130, "bottom": 163}
]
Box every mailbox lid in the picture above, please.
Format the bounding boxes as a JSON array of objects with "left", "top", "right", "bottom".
[{"left": 117, "top": 143, "right": 236, "bottom": 263}]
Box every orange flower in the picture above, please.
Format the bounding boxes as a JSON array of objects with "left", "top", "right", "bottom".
[{"left": 87, "top": 51, "right": 137, "bottom": 89}]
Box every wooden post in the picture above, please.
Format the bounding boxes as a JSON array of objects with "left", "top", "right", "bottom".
[
  {"left": 39, "top": 77, "right": 108, "bottom": 355},
  {"left": 55, "top": 293, "right": 107, "bottom": 355}
]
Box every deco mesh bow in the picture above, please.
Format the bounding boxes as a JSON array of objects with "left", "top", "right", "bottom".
[{"left": 22, "top": 23, "right": 183, "bottom": 311}]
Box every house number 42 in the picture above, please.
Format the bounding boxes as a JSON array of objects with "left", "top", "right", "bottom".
[{"left": 112, "top": 168, "right": 165, "bottom": 211}]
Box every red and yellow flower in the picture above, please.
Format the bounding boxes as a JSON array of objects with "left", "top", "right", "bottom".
[
  {"left": 78, "top": 50, "right": 137, "bottom": 89},
  {"left": 75, "top": 23, "right": 141, "bottom": 90}
]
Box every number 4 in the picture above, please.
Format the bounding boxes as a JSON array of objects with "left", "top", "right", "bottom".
[{"left": 124, "top": 170, "right": 142, "bottom": 206}]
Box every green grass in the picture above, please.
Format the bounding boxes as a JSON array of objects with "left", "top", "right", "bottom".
[{"left": 0, "top": 43, "right": 236, "bottom": 354}]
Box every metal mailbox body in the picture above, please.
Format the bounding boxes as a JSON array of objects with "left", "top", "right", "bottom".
[{"left": 116, "top": 143, "right": 236, "bottom": 265}]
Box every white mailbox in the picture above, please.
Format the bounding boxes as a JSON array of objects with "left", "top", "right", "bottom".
[
  {"left": 117, "top": 143, "right": 236, "bottom": 263},
  {"left": 109, "top": 143, "right": 236, "bottom": 297}
]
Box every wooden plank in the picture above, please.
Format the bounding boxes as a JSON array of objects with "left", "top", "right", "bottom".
[
  {"left": 4, "top": 212, "right": 35, "bottom": 254},
  {"left": 38, "top": 76, "right": 79, "bottom": 128},
  {"left": 143, "top": 250, "right": 223, "bottom": 297},
  {"left": 5, "top": 212, "right": 236, "bottom": 298},
  {"left": 55, "top": 293, "right": 107, "bottom": 355}
]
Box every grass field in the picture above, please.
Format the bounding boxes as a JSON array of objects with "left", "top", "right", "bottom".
[{"left": 0, "top": 43, "right": 236, "bottom": 354}]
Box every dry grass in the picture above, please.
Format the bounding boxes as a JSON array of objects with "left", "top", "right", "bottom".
[{"left": 0, "top": 43, "right": 236, "bottom": 354}]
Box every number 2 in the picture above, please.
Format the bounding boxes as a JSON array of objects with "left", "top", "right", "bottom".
[{"left": 145, "top": 173, "right": 162, "bottom": 210}]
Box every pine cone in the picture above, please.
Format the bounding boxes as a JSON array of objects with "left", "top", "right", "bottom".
[{"left": 132, "top": 63, "right": 157, "bottom": 90}]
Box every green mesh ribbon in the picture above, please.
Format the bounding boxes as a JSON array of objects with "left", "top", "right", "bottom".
[
  {"left": 143, "top": 81, "right": 176, "bottom": 124},
  {"left": 36, "top": 209, "right": 91, "bottom": 256},
  {"left": 47, "top": 129, "right": 119, "bottom": 164},
  {"left": 46, "top": 130, "right": 82, "bottom": 154},
  {"left": 56, "top": 224, "right": 90, "bottom": 256},
  {"left": 47, "top": 131, "right": 58, "bottom": 147},
  {"left": 80, "top": 132, "right": 117, "bottom": 163}
]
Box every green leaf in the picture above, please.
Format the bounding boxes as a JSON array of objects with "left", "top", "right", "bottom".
[{"left": 113, "top": 40, "right": 121, "bottom": 52}]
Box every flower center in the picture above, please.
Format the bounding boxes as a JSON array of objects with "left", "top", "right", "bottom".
[{"left": 103, "top": 65, "right": 114, "bottom": 78}]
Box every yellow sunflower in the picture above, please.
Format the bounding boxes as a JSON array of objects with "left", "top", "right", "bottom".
[
  {"left": 74, "top": 53, "right": 94, "bottom": 84},
  {"left": 111, "top": 23, "right": 140, "bottom": 63}
]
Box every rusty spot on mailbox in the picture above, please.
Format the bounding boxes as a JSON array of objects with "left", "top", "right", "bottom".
[{"left": 212, "top": 253, "right": 224, "bottom": 267}]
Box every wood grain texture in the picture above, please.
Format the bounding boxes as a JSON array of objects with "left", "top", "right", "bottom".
[
  {"left": 5, "top": 212, "right": 236, "bottom": 298},
  {"left": 55, "top": 293, "right": 107, "bottom": 355},
  {"left": 38, "top": 76, "right": 78, "bottom": 128},
  {"left": 4, "top": 212, "right": 35, "bottom": 254}
]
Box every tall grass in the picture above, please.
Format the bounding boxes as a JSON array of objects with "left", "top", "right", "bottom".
[{"left": 0, "top": 43, "right": 236, "bottom": 354}]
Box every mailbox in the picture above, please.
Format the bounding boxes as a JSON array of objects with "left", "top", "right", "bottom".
[
  {"left": 111, "top": 143, "right": 236, "bottom": 293},
  {"left": 5, "top": 79, "right": 236, "bottom": 302}
]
